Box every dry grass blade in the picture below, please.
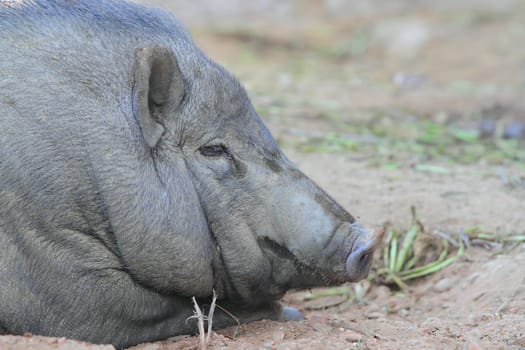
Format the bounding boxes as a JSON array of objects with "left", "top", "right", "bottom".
[
  {"left": 187, "top": 290, "right": 218, "bottom": 350},
  {"left": 191, "top": 297, "right": 206, "bottom": 350},
  {"left": 206, "top": 290, "right": 217, "bottom": 345},
  {"left": 303, "top": 285, "right": 354, "bottom": 310},
  {"left": 214, "top": 304, "right": 241, "bottom": 338},
  {"left": 301, "top": 281, "right": 372, "bottom": 311},
  {"left": 303, "top": 286, "right": 351, "bottom": 301}
]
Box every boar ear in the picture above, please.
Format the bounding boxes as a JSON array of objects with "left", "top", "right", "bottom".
[{"left": 134, "top": 47, "right": 184, "bottom": 148}]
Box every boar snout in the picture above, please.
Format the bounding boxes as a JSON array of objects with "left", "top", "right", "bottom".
[
  {"left": 345, "top": 239, "right": 375, "bottom": 281},
  {"left": 345, "top": 225, "right": 383, "bottom": 281}
]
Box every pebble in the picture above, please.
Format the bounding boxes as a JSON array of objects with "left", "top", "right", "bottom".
[
  {"left": 512, "top": 335, "right": 525, "bottom": 346},
  {"left": 311, "top": 323, "right": 331, "bottom": 332},
  {"left": 433, "top": 277, "right": 454, "bottom": 293},
  {"left": 345, "top": 331, "right": 363, "bottom": 343},
  {"left": 398, "top": 308, "right": 410, "bottom": 317},
  {"left": 373, "top": 286, "right": 392, "bottom": 300},
  {"left": 447, "top": 327, "right": 462, "bottom": 339},
  {"left": 365, "top": 312, "right": 384, "bottom": 319},
  {"left": 478, "top": 119, "right": 496, "bottom": 138},
  {"left": 365, "top": 303, "right": 381, "bottom": 313},
  {"left": 503, "top": 121, "right": 525, "bottom": 139},
  {"left": 421, "top": 328, "right": 432, "bottom": 335},
  {"left": 420, "top": 317, "right": 440, "bottom": 333},
  {"left": 271, "top": 330, "right": 285, "bottom": 342},
  {"left": 276, "top": 345, "right": 290, "bottom": 350},
  {"left": 464, "top": 338, "right": 484, "bottom": 350}
]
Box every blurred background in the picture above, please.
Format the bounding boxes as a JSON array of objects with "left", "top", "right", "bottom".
[
  {"left": 138, "top": 0, "right": 525, "bottom": 160},
  {"left": 137, "top": 0, "right": 525, "bottom": 232}
]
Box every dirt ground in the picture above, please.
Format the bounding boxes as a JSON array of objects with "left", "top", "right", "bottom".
[{"left": 2, "top": 1, "right": 525, "bottom": 349}]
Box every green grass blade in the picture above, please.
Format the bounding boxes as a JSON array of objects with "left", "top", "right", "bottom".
[
  {"left": 400, "top": 256, "right": 457, "bottom": 280},
  {"left": 398, "top": 240, "right": 449, "bottom": 277},
  {"left": 388, "top": 273, "right": 408, "bottom": 289},
  {"left": 389, "top": 238, "right": 398, "bottom": 272},
  {"left": 404, "top": 256, "right": 416, "bottom": 270},
  {"left": 395, "top": 206, "right": 420, "bottom": 272},
  {"left": 395, "top": 226, "right": 418, "bottom": 272},
  {"left": 383, "top": 244, "right": 390, "bottom": 270},
  {"left": 502, "top": 235, "right": 525, "bottom": 242},
  {"left": 303, "top": 286, "right": 351, "bottom": 300},
  {"left": 383, "top": 229, "right": 394, "bottom": 269},
  {"left": 474, "top": 233, "right": 497, "bottom": 240},
  {"left": 400, "top": 240, "right": 463, "bottom": 280}
]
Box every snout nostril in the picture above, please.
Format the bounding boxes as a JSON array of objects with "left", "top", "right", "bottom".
[
  {"left": 345, "top": 247, "right": 374, "bottom": 282},
  {"left": 359, "top": 253, "right": 370, "bottom": 264},
  {"left": 358, "top": 252, "right": 372, "bottom": 270}
]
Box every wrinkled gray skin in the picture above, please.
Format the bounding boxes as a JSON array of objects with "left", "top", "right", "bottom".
[{"left": 0, "top": 0, "right": 379, "bottom": 348}]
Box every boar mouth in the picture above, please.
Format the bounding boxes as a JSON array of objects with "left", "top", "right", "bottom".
[{"left": 258, "top": 237, "right": 350, "bottom": 286}]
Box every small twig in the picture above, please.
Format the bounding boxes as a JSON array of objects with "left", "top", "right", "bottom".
[
  {"left": 497, "top": 166, "right": 509, "bottom": 184},
  {"left": 495, "top": 300, "right": 509, "bottom": 314},
  {"left": 460, "top": 232, "right": 471, "bottom": 248},
  {"left": 206, "top": 290, "right": 217, "bottom": 345},
  {"left": 470, "top": 239, "right": 502, "bottom": 249},
  {"left": 346, "top": 325, "right": 377, "bottom": 339},
  {"left": 433, "top": 230, "right": 460, "bottom": 247},
  {"left": 372, "top": 333, "right": 389, "bottom": 341},
  {"left": 495, "top": 289, "right": 518, "bottom": 314},
  {"left": 214, "top": 304, "right": 241, "bottom": 337},
  {"left": 191, "top": 297, "right": 206, "bottom": 350}
]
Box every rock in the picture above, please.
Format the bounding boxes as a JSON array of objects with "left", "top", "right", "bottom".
[
  {"left": 271, "top": 330, "right": 285, "bottom": 342},
  {"left": 478, "top": 119, "right": 496, "bottom": 139},
  {"left": 366, "top": 312, "right": 384, "bottom": 319},
  {"left": 503, "top": 121, "right": 525, "bottom": 139},
  {"left": 312, "top": 323, "right": 332, "bottom": 332},
  {"left": 433, "top": 277, "right": 455, "bottom": 293},
  {"left": 373, "top": 285, "right": 392, "bottom": 300},
  {"left": 393, "top": 72, "right": 427, "bottom": 88},
  {"left": 512, "top": 335, "right": 525, "bottom": 346},
  {"left": 398, "top": 308, "right": 410, "bottom": 317},
  {"left": 344, "top": 331, "right": 363, "bottom": 343},
  {"left": 464, "top": 337, "right": 484, "bottom": 350}
]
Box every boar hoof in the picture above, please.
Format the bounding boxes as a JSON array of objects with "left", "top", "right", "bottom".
[{"left": 280, "top": 306, "right": 304, "bottom": 321}]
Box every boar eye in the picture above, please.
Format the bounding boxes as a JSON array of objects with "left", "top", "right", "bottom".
[{"left": 199, "top": 144, "right": 232, "bottom": 159}]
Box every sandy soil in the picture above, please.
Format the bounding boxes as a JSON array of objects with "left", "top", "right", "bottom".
[
  {"left": 127, "top": 248, "right": 525, "bottom": 350},
  {"left": 2, "top": 0, "right": 524, "bottom": 349}
]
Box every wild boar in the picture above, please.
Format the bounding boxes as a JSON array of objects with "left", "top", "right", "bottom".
[{"left": 0, "top": 0, "right": 379, "bottom": 347}]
